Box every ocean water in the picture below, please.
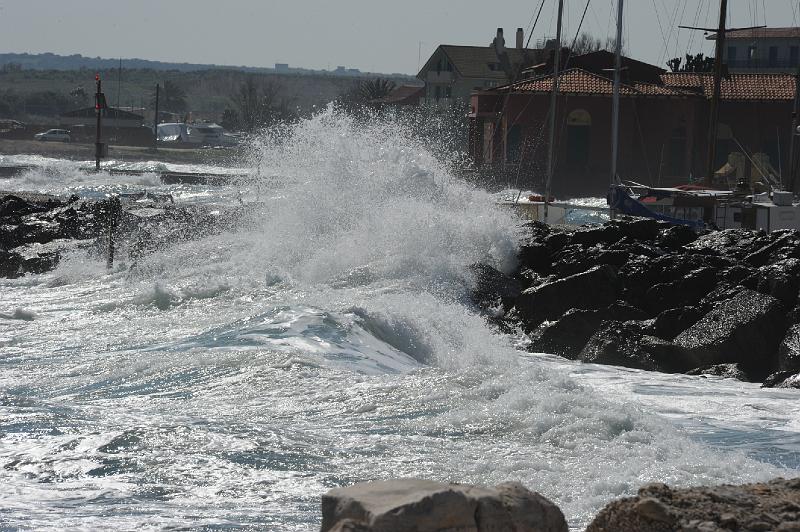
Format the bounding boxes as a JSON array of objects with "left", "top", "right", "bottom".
[{"left": 1, "top": 109, "right": 799, "bottom": 530}]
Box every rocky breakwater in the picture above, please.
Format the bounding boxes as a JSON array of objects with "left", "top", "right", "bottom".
[
  {"left": 321, "top": 479, "right": 568, "bottom": 532},
  {"left": 320, "top": 478, "right": 800, "bottom": 531},
  {"left": 0, "top": 192, "right": 240, "bottom": 278},
  {"left": 471, "top": 218, "right": 800, "bottom": 388}
]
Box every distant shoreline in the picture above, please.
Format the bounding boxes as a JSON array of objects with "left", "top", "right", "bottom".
[{"left": 0, "top": 139, "right": 246, "bottom": 166}]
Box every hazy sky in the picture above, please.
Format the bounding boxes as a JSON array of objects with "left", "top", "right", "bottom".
[{"left": 1, "top": 1, "right": 798, "bottom": 74}]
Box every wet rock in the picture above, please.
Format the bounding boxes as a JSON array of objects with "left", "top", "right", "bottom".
[
  {"left": 643, "top": 267, "right": 718, "bottom": 314},
  {"left": 518, "top": 242, "right": 552, "bottom": 274},
  {"left": 675, "top": 289, "right": 787, "bottom": 379},
  {"left": 579, "top": 320, "right": 689, "bottom": 372},
  {"left": 780, "top": 324, "right": 800, "bottom": 372},
  {"left": 570, "top": 224, "right": 623, "bottom": 247},
  {"left": 746, "top": 258, "right": 800, "bottom": 307},
  {"left": 469, "top": 263, "right": 522, "bottom": 310},
  {"left": 607, "top": 300, "right": 649, "bottom": 321},
  {"left": 649, "top": 306, "right": 703, "bottom": 340},
  {"left": 612, "top": 217, "right": 660, "bottom": 241},
  {"left": 657, "top": 223, "right": 699, "bottom": 250},
  {"left": 320, "top": 479, "right": 568, "bottom": 532},
  {"left": 762, "top": 371, "right": 800, "bottom": 389},
  {"left": 686, "top": 363, "right": 750, "bottom": 381},
  {"left": 514, "top": 265, "right": 621, "bottom": 329},
  {"left": 529, "top": 309, "right": 603, "bottom": 357},
  {"left": 587, "top": 478, "right": 800, "bottom": 532}
]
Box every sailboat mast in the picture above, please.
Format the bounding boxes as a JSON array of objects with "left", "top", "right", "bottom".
[
  {"left": 705, "top": 0, "right": 728, "bottom": 185},
  {"left": 544, "top": 0, "right": 564, "bottom": 218},
  {"left": 611, "top": 0, "right": 624, "bottom": 186}
]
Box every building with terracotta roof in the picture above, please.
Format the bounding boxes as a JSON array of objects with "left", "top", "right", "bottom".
[
  {"left": 708, "top": 27, "right": 800, "bottom": 73},
  {"left": 469, "top": 56, "right": 796, "bottom": 196},
  {"left": 417, "top": 28, "right": 549, "bottom": 105}
]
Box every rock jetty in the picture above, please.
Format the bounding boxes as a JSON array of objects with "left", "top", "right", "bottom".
[
  {"left": 0, "top": 192, "right": 240, "bottom": 278},
  {"left": 321, "top": 479, "right": 568, "bottom": 532},
  {"left": 472, "top": 218, "right": 800, "bottom": 388},
  {"left": 321, "top": 478, "right": 800, "bottom": 531}
]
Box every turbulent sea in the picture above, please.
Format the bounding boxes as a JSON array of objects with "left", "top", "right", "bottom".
[{"left": 1, "top": 110, "right": 799, "bottom": 530}]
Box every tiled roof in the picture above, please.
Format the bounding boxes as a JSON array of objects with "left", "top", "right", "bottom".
[
  {"left": 375, "top": 85, "right": 425, "bottom": 104},
  {"left": 707, "top": 27, "right": 800, "bottom": 40},
  {"left": 497, "top": 69, "right": 694, "bottom": 97},
  {"left": 433, "top": 45, "right": 544, "bottom": 79},
  {"left": 660, "top": 72, "right": 796, "bottom": 100}
]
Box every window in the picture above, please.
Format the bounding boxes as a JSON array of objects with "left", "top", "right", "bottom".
[
  {"left": 434, "top": 86, "right": 441, "bottom": 101},
  {"left": 727, "top": 46, "right": 737, "bottom": 63},
  {"left": 749, "top": 45, "right": 757, "bottom": 61},
  {"left": 769, "top": 46, "right": 778, "bottom": 66},
  {"left": 791, "top": 46, "right": 799, "bottom": 66},
  {"left": 444, "top": 86, "right": 452, "bottom": 98}
]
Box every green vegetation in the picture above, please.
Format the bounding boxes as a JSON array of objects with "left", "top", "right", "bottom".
[{"left": 0, "top": 67, "right": 412, "bottom": 127}]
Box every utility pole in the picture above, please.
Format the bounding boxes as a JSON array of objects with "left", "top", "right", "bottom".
[
  {"left": 544, "top": 0, "right": 564, "bottom": 221},
  {"left": 153, "top": 83, "right": 160, "bottom": 151},
  {"left": 117, "top": 57, "right": 122, "bottom": 109},
  {"left": 94, "top": 73, "right": 107, "bottom": 171}
]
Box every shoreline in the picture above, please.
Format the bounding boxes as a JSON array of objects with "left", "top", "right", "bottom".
[{"left": 0, "top": 138, "right": 246, "bottom": 166}]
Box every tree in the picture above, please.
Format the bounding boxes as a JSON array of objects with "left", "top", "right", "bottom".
[
  {"left": 69, "top": 86, "right": 88, "bottom": 107},
  {"left": 151, "top": 80, "right": 188, "bottom": 112},
  {"left": 229, "top": 76, "right": 294, "bottom": 132},
  {"left": 355, "top": 78, "right": 396, "bottom": 102},
  {"left": 569, "top": 33, "right": 624, "bottom": 56},
  {"left": 571, "top": 33, "right": 603, "bottom": 55},
  {"left": 667, "top": 53, "right": 715, "bottom": 73}
]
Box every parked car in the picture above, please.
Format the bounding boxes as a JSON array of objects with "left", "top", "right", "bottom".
[{"left": 34, "top": 129, "right": 71, "bottom": 142}]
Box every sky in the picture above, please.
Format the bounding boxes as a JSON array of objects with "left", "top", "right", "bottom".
[{"left": 1, "top": 1, "right": 798, "bottom": 75}]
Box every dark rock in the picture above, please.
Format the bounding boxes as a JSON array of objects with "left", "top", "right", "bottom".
[
  {"left": 762, "top": 370, "right": 798, "bottom": 388},
  {"left": 643, "top": 267, "right": 718, "bottom": 314},
  {"left": 745, "top": 231, "right": 800, "bottom": 267},
  {"left": 551, "top": 245, "right": 629, "bottom": 277},
  {"left": 469, "top": 263, "right": 522, "bottom": 310},
  {"left": 587, "top": 478, "right": 800, "bottom": 532},
  {"left": 721, "top": 264, "right": 753, "bottom": 285},
  {"left": 686, "top": 363, "right": 750, "bottom": 381},
  {"left": 320, "top": 479, "right": 568, "bottom": 532},
  {"left": 779, "top": 324, "right": 800, "bottom": 372},
  {"left": 514, "top": 265, "right": 621, "bottom": 329},
  {"left": 607, "top": 300, "right": 649, "bottom": 321},
  {"left": 543, "top": 231, "right": 570, "bottom": 253},
  {"left": 518, "top": 242, "right": 552, "bottom": 274},
  {"left": 579, "top": 320, "right": 691, "bottom": 372},
  {"left": 571, "top": 224, "right": 623, "bottom": 247},
  {"left": 675, "top": 289, "right": 787, "bottom": 379},
  {"left": 650, "top": 306, "right": 703, "bottom": 340},
  {"left": 529, "top": 309, "right": 603, "bottom": 358},
  {"left": 658, "top": 224, "right": 699, "bottom": 250},
  {"left": 689, "top": 228, "right": 768, "bottom": 259},
  {"left": 746, "top": 258, "right": 800, "bottom": 307},
  {"left": 0, "top": 194, "right": 51, "bottom": 217},
  {"left": 612, "top": 217, "right": 660, "bottom": 241}
]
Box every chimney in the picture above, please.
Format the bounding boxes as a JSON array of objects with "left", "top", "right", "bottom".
[
  {"left": 516, "top": 28, "right": 524, "bottom": 49},
  {"left": 494, "top": 28, "right": 505, "bottom": 53}
]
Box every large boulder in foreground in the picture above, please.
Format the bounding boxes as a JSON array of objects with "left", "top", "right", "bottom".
[
  {"left": 587, "top": 478, "right": 800, "bottom": 532},
  {"left": 514, "top": 265, "right": 621, "bottom": 329},
  {"left": 579, "top": 320, "right": 691, "bottom": 372},
  {"left": 321, "top": 479, "right": 567, "bottom": 532},
  {"left": 675, "top": 289, "right": 787, "bottom": 379}
]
